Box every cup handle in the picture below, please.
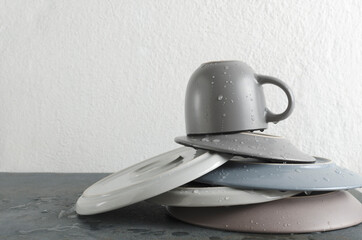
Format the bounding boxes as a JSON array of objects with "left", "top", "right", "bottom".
[{"left": 256, "top": 75, "right": 295, "bottom": 123}]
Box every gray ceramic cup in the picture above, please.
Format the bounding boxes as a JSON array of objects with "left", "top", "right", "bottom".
[{"left": 185, "top": 61, "right": 295, "bottom": 135}]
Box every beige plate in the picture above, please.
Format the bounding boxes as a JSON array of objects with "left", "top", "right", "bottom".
[{"left": 167, "top": 191, "right": 362, "bottom": 233}]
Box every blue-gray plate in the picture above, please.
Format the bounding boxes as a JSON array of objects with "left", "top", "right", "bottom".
[{"left": 195, "top": 157, "right": 362, "bottom": 191}]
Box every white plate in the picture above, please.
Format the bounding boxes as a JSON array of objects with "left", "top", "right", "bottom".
[
  {"left": 148, "top": 184, "right": 300, "bottom": 207},
  {"left": 76, "top": 147, "right": 229, "bottom": 215}
]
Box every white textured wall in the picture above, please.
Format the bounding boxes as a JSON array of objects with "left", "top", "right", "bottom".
[{"left": 1, "top": 0, "right": 362, "bottom": 173}]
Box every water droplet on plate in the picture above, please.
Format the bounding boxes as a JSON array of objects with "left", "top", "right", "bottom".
[{"left": 212, "top": 139, "right": 220, "bottom": 143}]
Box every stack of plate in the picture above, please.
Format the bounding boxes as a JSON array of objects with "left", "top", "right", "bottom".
[{"left": 76, "top": 61, "right": 362, "bottom": 234}]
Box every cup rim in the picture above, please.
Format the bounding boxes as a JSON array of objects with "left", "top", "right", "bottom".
[{"left": 200, "top": 60, "right": 241, "bottom": 66}]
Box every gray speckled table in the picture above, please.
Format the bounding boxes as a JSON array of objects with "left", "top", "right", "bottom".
[{"left": 1, "top": 173, "right": 362, "bottom": 240}]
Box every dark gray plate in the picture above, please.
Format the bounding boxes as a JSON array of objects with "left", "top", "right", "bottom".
[
  {"left": 175, "top": 132, "right": 315, "bottom": 163},
  {"left": 195, "top": 157, "right": 362, "bottom": 191}
]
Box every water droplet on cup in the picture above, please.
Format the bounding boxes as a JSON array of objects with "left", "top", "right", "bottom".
[
  {"left": 217, "top": 95, "right": 223, "bottom": 101},
  {"left": 224, "top": 66, "right": 229, "bottom": 70},
  {"left": 212, "top": 75, "right": 215, "bottom": 78},
  {"left": 212, "top": 139, "right": 220, "bottom": 143}
]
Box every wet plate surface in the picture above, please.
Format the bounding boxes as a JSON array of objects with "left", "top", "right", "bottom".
[
  {"left": 175, "top": 132, "right": 315, "bottom": 163},
  {"left": 1, "top": 173, "right": 362, "bottom": 240}
]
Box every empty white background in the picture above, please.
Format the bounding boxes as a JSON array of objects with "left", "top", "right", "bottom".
[{"left": 1, "top": 0, "right": 361, "bottom": 172}]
